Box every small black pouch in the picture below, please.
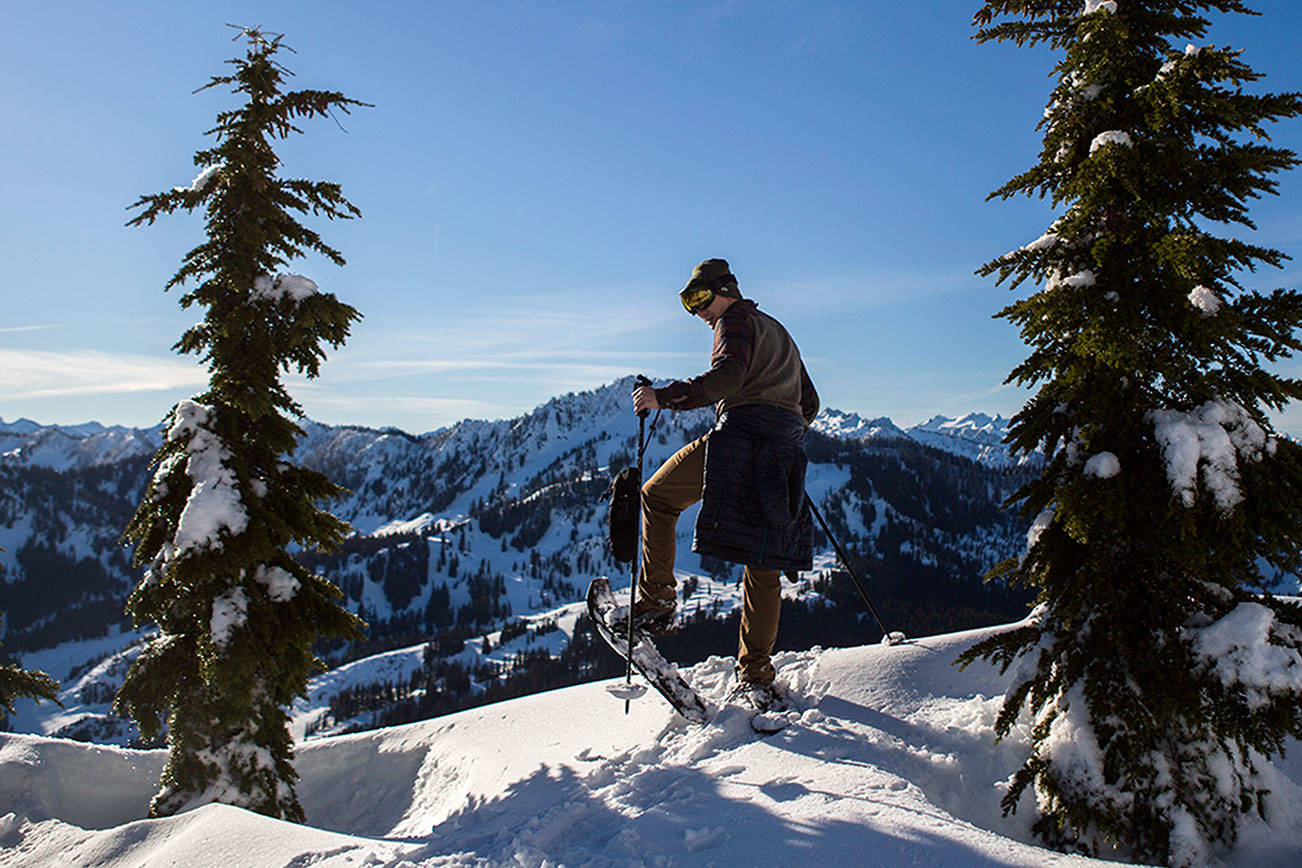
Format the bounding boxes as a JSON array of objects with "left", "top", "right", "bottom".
[{"left": 607, "top": 467, "right": 641, "bottom": 563}]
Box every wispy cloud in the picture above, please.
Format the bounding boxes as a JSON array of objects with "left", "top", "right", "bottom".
[
  {"left": 937, "top": 382, "right": 1030, "bottom": 414},
  {"left": 0, "top": 348, "right": 207, "bottom": 399},
  {"left": 345, "top": 349, "right": 699, "bottom": 379},
  {"left": 288, "top": 383, "right": 503, "bottom": 426},
  {"left": 336, "top": 293, "right": 693, "bottom": 386},
  {"left": 0, "top": 324, "right": 61, "bottom": 334}
]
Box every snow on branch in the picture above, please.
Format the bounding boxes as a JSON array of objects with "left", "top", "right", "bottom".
[
  {"left": 1036, "top": 683, "right": 1118, "bottom": 810},
  {"left": 211, "top": 587, "right": 249, "bottom": 648},
  {"left": 174, "top": 164, "right": 223, "bottom": 194},
  {"left": 1188, "top": 602, "right": 1302, "bottom": 708},
  {"left": 254, "top": 565, "right": 301, "bottom": 602},
  {"left": 1082, "top": 0, "right": 1117, "bottom": 15},
  {"left": 1023, "top": 506, "right": 1055, "bottom": 564},
  {"left": 1188, "top": 285, "right": 1222, "bottom": 316},
  {"left": 1089, "top": 130, "right": 1132, "bottom": 154},
  {"left": 1048, "top": 269, "right": 1096, "bottom": 291},
  {"left": 1083, "top": 452, "right": 1120, "bottom": 478},
  {"left": 167, "top": 400, "right": 250, "bottom": 554},
  {"left": 1148, "top": 402, "right": 1275, "bottom": 511},
  {"left": 253, "top": 273, "right": 319, "bottom": 304}
]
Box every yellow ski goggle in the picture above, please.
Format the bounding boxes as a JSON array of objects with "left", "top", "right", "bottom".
[{"left": 680, "top": 285, "right": 715, "bottom": 314}]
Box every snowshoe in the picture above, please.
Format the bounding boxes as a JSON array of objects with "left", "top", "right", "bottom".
[{"left": 586, "top": 577, "right": 711, "bottom": 724}]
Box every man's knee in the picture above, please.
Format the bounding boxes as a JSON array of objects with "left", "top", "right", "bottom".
[{"left": 641, "top": 479, "right": 680, "bottom": 516}]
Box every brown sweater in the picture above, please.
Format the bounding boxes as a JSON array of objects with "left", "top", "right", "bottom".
[{"left": 655, "top": 299, "right": 819, "bottom": 425}]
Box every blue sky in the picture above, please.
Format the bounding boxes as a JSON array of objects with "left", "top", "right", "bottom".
[{"left": 3, "top": 1, "right": 1301, "bottom": 435}]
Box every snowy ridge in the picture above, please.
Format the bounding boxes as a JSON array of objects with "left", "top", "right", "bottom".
[
  {"left": 0, "top": 382, "right": 1023, "bottom": 475},
  {"left": 908, "top": 413, "right": 1029, "bottom": 467},
  {"left": 0, "top": 417, "right": 161, "bottom": 472},
  {"left": 810, "top": 408, "right": 912, "bottom": 443},
  {"left": 1, "top": 623, "right": 1298, "bottom": 867}
]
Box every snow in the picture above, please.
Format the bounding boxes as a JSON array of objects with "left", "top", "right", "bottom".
[
  {"left": 1037, "top": 683, "right": 1112, "bottom": 816},
  {"left": 253, "top": 273, "right": 319, "bottom": 303},
  {"left": 1026, "top": 506, "right": 1054, "bottom": 556},
  {"left": 1189, "top": 602, "right": 1302, "bottom": 707},
  {"left": 1025, "top": 228, "right": 1059, "bottom": 251},
  {"left": 210, "top": 587, "right": 248, "bottom": 647},
  {"left": 908, "top": 413, "right": 1034, "bottom": 467},
  {"left": 175, "top": 164, "right": 222, "bottom": 194},
  {"left": 1082, "top": 451, "right": 1120, "bottom": 479},
  {"left": 373, "top": 512, "right": 441, "bottom": 537},
  {"left": 1049, "top": 269, "right": 1097, "bottom": 291},
  {"left": 0, "top": 417, "right": 43, "bottom": 435},
  {"left": 1089, "top": 130, "right": 1132, "bottom": 154},
  {"left": 1083, "top": 0, "right": 1117, "bottom": 14},
  {"left": 3, "top": 624, "right": 1299, "bottom": 864},
  {"left": 254, "top": 565, "right": 300, "bottom": 602},
  {"left": 166, "top": 400, "right": 249, "bottom": 554},
  {"left": 810, "top": 410, "right": 1030, "bottom": 467},
  {"left": 811, "top": 409, "right": 910, "bottom": 443},
  {"left": 3, "top": 622, "right": 1296, "bottom": 867},
  {"left": 1149, "top": 401, "right": 1274, "bottom": 511},
  {"left": 1190, "top": 284, "right": 1222, "bottom": 316},
  {"left": 0, "top": 420, "right": 158, "bottom": 471}
]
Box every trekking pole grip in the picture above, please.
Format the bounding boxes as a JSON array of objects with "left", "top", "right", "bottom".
[{"left": 634, "top": 374, "right": 652, "bottom": 419}]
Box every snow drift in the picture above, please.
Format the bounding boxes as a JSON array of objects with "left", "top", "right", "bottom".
[{"left": 2, "top": 624, "right": 1299, "bottom": 867}]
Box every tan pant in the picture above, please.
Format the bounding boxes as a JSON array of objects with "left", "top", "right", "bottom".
[{"left": 639, "top": 434, "right": 781, "bottom": 685}]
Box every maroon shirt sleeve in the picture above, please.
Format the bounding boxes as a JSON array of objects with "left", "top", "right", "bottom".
[{"left": 655, "top": 305, "right": 754, "bottom": 410}]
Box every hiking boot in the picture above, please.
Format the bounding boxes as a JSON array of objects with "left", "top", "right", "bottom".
[
  {"left": 727, "top": 680, "right": 787, "bottom": 713},
  {"left": 629, "top": 598, "right": 677, "bottom": 636}
]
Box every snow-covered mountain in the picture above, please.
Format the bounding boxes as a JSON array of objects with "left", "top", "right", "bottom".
[
  {"left": 0, "top": 418, "right": 161, "bottom": 472},
  {"left": 2, "top": 378, "right": 1039, "bottom": 743},
  {"left": 907, "top": 413, "right": 1028, "bottom": 467},
  {"left": 0, "top": 396, "right": 1023, "bottom": 476},
  {"left": 810, "top": 408, "right": 913, "bottom": 443},
  {"left": 809, "top": 409, "right": 1042, "bottom": 468},
  {"left": 2, "top": 622, "right": 1299, "bottom": 867}
]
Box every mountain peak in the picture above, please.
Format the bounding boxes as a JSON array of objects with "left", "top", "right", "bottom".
[
  {"left": 0, "top": 417, "right": 44, "bottom": 435},
  {"left": 812, "top": 409, "right": 909, "bottom": 442}
]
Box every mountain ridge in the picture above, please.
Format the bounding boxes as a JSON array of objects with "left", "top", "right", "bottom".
[
  {"left": 2, "top": 376, "right": 1039, "bottom": 743},
  {"left": 1, "top": 377, "right": 1029, "bottom": 475}
]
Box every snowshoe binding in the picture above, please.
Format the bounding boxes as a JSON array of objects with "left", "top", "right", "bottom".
[
  {"left": 728, "top": 680, "right": 800, "bottom": 734},
  {"left": 629, "top": 598, "right": 677, "bottom": 636}
]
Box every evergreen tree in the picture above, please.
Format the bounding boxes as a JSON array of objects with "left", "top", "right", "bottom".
[
  {"left": 959, "top": 2, "right": 1302, "bottom": 864},
  {"left": 113, "top": 29, "right": 367, "bottom": 821},
  {"left": 1, "top": 599, "right": 60, "bottom": 728}
]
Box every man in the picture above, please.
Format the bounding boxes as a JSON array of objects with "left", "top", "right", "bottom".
[{"left": 631, "top": 258, "right": 819, "bottom": 710}]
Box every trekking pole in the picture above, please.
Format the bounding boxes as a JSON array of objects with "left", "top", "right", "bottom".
[
  {"left": 624, "top": 375, "right": 653, "bottom": 712},
  {"left": 804, "top": 493, "right": 905, "bottom": 646}
]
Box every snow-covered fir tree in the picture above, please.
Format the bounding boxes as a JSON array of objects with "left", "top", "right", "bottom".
[
  {"left": 113, "top": 29, "right": 367, "bottom": 821},
  {"left": 958, "top": 1, "right": 1302, "bottom": 865}
]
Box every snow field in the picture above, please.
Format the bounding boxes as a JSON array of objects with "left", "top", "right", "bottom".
[{"left": 10, "top": 623, "right": 1296, "bottom": 866}]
